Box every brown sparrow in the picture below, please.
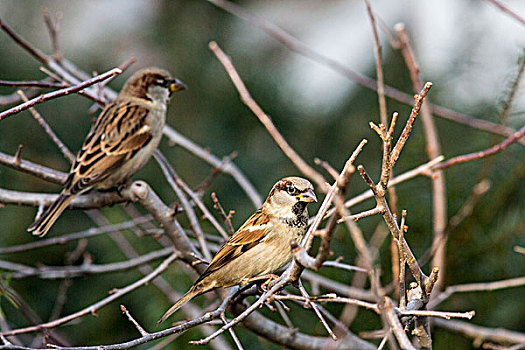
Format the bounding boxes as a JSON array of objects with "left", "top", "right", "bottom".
[
  {"left": 158, "top": 176, "right": 317, "bottom": 323},
  {"left": 28, "top": 67, "right": 186, "bottom": 237}
]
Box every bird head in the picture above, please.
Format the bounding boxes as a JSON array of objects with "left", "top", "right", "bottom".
[
  {"left": 265, "top": 176, "right": 317, "bottom": 218},
  {"left": 119, "top": 67, "right": 186, "bottom": 104}
]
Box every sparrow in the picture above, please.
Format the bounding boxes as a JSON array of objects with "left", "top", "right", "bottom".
[
  {"left": 27, "top": 67, "right": 186, "bottom": 237},
  {"left": 158, "top": 176, "right": 317, "bottom": 323}
]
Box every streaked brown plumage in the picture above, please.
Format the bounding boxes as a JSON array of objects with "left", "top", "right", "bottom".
[
  {"left": 158, "top": 176, "right": 317, "bottom": 324},
  {"left": 28, "top": 67, "right": 186, "bottom": 237}
]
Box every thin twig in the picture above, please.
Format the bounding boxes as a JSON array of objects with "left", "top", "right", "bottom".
[
  {"left": 428, "top": 276, "right": 525, "bottom": 309},
  {"left": 0, "top": 150, "right": 67, "bottom": 184},
  {"left": 364, "top": 0, "right": 387, "bottom": 126},
  {"left": 220, "top": 314, "right": 244, "bottom": 350},
  {"left": 0, "top": 80, "right": 66, "bottom": 88},
  {"left": 0, "top": 68, "right": 122, "bottom": 121},
  {"left": 297, "top": 282, "right": 337, "bottom": 340},
  {"left": 398, "top": 309, "right": 474, "bottom": 320},
  {"left": 433, "top": 318, "right": 525, "bottom": 345},
  {"left": 154, "top": 151, "right": 212, "bottom": 261},
  {"left": 209, "top": 41, "right": 328, "bottom": 192},
  {"left": 0, "top": 216, "right": 152, "bottom": 254},
  {"left": 484, "top": 0, "right": 525, "bottom": 26},
  {"left": 42, "top": 7, "right": 62, "bottom": 59},
  {"left": 431, "top": 124, "right": 525, "bottom": 171},
  {"left": 163, "top": 126, "right": 262, "bottom": 207},
  {"left": 205, "top": 0, "right": 525, "bottom": 146},
  {"left": 390, "top": 82, "right": 433, "bottom": 164},
  {"left": 324, "top": 156, "right": 444, "bottom": 220},
  {"left": 398, "top": 210, "right": 407, "bottom": 310},
  {"left": 0, "top": 248, "right": 173, "bottom": 279},
  {"left": 211, "top": 192, "right": 235, "bottom": 236},
  {"left": 0, "top": 253, "right": 179, "bottom": 337},
  {"left": 321, "top": 261, "right": 367, "bottom": 273},
  {"left": 16, "top": 90, "right": 75, "bottom": 162},
  {"left": 120, "top": 305, "right": 149, "bottom": 337},
  {"left": 337, "top": 206, "right": 384, "bottom": 223},
  {"left": 175, "top": 175, "right": 229, "bottom": 240},
  {"left": 395, "top": 23, "right": 448, "bottom": 296},
  {"left": 275, "top": 294, "right": 378, "bottom": 312}
]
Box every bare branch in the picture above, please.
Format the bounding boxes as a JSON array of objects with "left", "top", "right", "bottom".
[
  {"left": 42, "top": 7, "right": 62, "bottom": 59},
  {"left": 0, "top": 80, "right": 66, "bottom": 89},
  {"left": 209, "top": 41, "right": 328, "bottom": 192},
  {"left": 0, "top": 150, "right": 67, "bottom": 184},
  {"left": 431, "top": 124, "right": 525, "bottom": 171},
  {"left": 297, "top": 283, "right": 337, "bottom": 341},
  {"left": 0, "top": 187, "right": 126, "bottom": 209},
  {"left": 0, "top": 19, "right": 49, "bottom": 64},
  {"left": 0, "top": 247, "right": 173, "bottom": 279},
  {"left": 120, "top": 305, "right": 149, "bottom": 337},
  {"left": 0, "top": 216, "right": 152, "bottom": 254},
  {"left": 205, "top": 0, "right": 525, "bottom": 146},
  {"left": 0, "top": 253, "right": 179, "bottom": 337},
  {"left": 364, "top": 0, "right": 388, "bottom": 126},
  {"left": 325, "top": 156, "right": 444, "bottom": 219},
  {"left": 433, "top": 318, "right": 525, "bottom": 345},
  {"left": 176, "top": 175, "right": 229, "bottom": 240},
  {"left": 211, "top": 192, "right": 235, "bottom": 236},
  {"left": 398, "top": 309, "right": 474, "bottom": 320},
  {"left": 275, "top": 293, "right": 378, "bottom": 312},
  {"left": 484, "top": 0, "right": 525, "bottom": 26},
  {"left": 16, "top": 90, "right": 75, "bottom": 163},
  {"left": 0, "top": 68, "right": 122, "bottom": 121},
  {"left": 390, "top": 82, "right": 432, "bottom": 164},
  {"left": 163, "top": 126, "right": 262, "bottom": 207},
  {"left": 379, "top": 297, "right": 415, "bottom": 350},
  {"left": 394, "top": 23, "right": 448, "bottom": 295},
  {"left": 429, "top": 276, "right": 525, "bottom": 309},
  {"left": 154, "top": 151, "right": 212, "bottom": 261}
]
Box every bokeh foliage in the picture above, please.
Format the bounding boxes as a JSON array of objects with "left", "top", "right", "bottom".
[{"left": 0, "top": 1, "right": 524, "bottom": 348}]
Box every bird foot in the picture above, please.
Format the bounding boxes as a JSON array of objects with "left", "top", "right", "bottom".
[{"left": 241, "top": 274, "right": 280, "bottom": 292}]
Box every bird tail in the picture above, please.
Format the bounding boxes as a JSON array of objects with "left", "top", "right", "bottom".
[
  {"left": 27, "top": 193, "right": 74, "bottom": 237},
  {"left": 158, "top": 286, "right": 202, "bottom": 324}
]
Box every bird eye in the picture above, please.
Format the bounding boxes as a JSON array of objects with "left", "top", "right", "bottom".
[{"left": 286, "top": 184, "right": 296, "bottom": 194}]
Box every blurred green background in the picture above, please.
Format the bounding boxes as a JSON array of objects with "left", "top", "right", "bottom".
[{"left": 0, "top": 0, "right": 524, "bottom": 348}]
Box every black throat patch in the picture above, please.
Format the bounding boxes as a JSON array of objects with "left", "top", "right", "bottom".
[{"left": 285, "top": 202, "right": 308, "bottom": 227}]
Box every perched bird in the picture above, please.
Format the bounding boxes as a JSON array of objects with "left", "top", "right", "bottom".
[
  {"left": 28, "top": 67, "right": 186, "bottom": 237},
  {"left": 159, "top": 176, "right": 317, "bottom": 323}
]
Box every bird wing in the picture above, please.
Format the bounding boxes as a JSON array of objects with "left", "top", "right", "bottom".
[
  {"left": 196, "top": 209, "right": 271, "bottom": 282},
  {"left": 65, "top": 102, "right": 152, "bottom": 194}
]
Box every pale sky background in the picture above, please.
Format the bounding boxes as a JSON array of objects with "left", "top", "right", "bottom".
[{"left": 1, "top": 0, "right": 524, "bottom": 120}]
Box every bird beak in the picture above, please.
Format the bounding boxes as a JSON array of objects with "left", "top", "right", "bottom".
[
  {"left": 297, "top": 189, "right": 317, "bottom": 203},
  {"left": 169, "top": 79, "right": 187, "bottom": 94}
]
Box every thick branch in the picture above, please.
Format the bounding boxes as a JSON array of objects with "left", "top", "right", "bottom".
[
  {"left": 0, "top": 188, "right": 126, "bottom": 209},
  {"left": 232, "top": 302, "right": 376, "bottom": 350},
  {"left": 0, "top": 151, "right": 67, "bottom": 184}
]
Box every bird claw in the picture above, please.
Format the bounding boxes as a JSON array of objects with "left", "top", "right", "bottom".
[{"left": 241, "top": 273, "right": 280, "bottom": 293}]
